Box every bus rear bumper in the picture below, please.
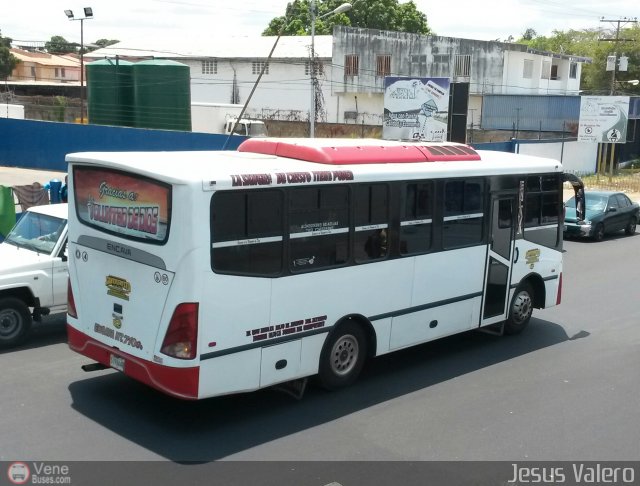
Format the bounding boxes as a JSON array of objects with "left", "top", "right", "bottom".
[{"left": 67, "top": 324, "right": 200, "bottom": 400}]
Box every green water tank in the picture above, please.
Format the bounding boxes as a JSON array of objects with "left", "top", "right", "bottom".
[
  {"left": 86, "top": 59, "right": 135, "bottom": 127},
  {"left": 132, "top": 60, "right": 191, "bottom": 131}
]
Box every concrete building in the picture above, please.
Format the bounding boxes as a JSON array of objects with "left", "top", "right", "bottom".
[
  {"left": 85, "top": 35, "right": 334, "bottom": 123},
  {"left": 84, "top": 26, "right": 591, "bottom": 132},
  {"left": 330, "top": 26, "right": 590, "bottom": 126}
]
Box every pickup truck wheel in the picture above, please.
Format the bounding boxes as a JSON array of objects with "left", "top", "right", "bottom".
[{"left": 0, "top": 298, "right": 32, "bottom": 347}]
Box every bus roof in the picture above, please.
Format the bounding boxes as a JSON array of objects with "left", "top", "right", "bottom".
[{"left": 65, "top": 139, "right": 562, "bottom": 188}]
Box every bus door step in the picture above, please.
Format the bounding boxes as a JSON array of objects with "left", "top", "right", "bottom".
[
  {"left": 271, "top": 378, "right": 308, "bottom": 400},
  {"left": 478, "top": 322, "right": 505, "bottom": 336}
]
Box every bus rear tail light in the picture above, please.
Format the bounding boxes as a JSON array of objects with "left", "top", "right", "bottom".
[
  {"left": 68, "top": 279, "right": 78, "bottom": 318},
  {"left": 556, "top": 273, "right": 563, "bottom": 305},
  {"left": 161, "top": 303, "right": 199, "bottom": 360}
]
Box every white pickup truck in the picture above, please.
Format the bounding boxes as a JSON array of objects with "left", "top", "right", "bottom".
[{"left": 0, "top": 203, "right": 68, "bottom": 347}]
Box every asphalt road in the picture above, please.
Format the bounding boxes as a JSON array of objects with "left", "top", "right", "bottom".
[{"left": 1, "top": 234, "right": 639, "bottom": 480}]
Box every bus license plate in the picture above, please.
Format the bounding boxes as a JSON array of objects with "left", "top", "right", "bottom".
[{"left": 110, "top": 354, "right": 125, "bottom": 372}]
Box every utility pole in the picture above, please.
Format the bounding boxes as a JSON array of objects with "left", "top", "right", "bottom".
[{"left": 599, "top": 17, "right": 637, "bottom": 95}]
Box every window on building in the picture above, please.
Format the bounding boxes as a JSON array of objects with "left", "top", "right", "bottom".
[
  {"left": 61, "top": 68, "right": 65, "bottom": 78},
  {"left": 569, "top": 62, "right": 578, "bottom": 79},
  {"left": 432, "top": 54, "right": 449, "bottom": 65},
  {"left": 454, "top": 54, "right": 471, "bottom": 77},
  {"left": 376, "top": 55, "right": 391, "bottom": 78},
  {"left": 30, "top": 67, "right": 36, "bottom": 78},
  {"left": 443, "top": 180, "right": 484, "bottom": 249},
  {"left": 523, "top": 59, "right": 533, "bottom": 79},
  {"left": 305, "top": 61, "right": 324, "bottom": 76},
  {"left": 551, "top": 64, "right": 559, "bottom": 80},
  {"left": 541, "top": 60, "right": 551, "bottom": 80},
  {"left": 252, "top": 61, "right": 269, "bottom": 75},
  {"left": 345, "top": 55, "right": 359, "bottom": 77},
  {"left": 202, "top": 60, "right": 217, "bottom": 74},
  {"left": 55, "top": 68, "right": 60, "bottom": 78},
  {"left": 410, "top": 55, "right": 426, "bottom": 76}
]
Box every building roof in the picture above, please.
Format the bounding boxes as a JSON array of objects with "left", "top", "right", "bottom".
[
  {"left": 10, "top": 48, "right": 80, "bottom": 68},
  {"left": 84, "top": 35, "right": 334, "bottom": 61}
]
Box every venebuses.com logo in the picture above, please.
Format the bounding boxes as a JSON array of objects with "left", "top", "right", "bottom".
[{"left": 6, "top": 462, "right": 71, "bottom": 484}]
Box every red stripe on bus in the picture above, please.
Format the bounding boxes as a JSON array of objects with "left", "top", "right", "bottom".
[{"left": 67, "top": 325, "right": 200, "bottom": 400}]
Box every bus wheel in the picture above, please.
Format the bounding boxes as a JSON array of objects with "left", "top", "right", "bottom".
[
  {"left": 504, "top": 284, "right": 533, "bottom": 335},
  {"left": 0, "top": 298, "right": 33, "bottom": 347},
  {"left": 318, "top": 321, "right": 367, "bottom": 390}
]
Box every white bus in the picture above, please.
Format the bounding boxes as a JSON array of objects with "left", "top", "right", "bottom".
[{"left": 66, "top": 139, "right": 584, "bottom": 400}]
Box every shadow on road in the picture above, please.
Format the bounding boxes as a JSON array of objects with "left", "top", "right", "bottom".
[{"left": 68, "top": 318, "right": 584, "bottom": 462}]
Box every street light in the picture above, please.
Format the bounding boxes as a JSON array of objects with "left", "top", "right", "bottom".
[
  {"left": 65, "top": 7, "right": 93, "bottom": 124},
  {"left": 310, "top": 1, "right": 351, "bottom": 138}
]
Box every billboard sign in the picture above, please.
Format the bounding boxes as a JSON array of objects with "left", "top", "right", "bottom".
[
  {"left": 578, "top": 96, "right": 630, "bottom": 143},
  {"left": 383, "top": 77, "right": 450, "bottom": 142}
]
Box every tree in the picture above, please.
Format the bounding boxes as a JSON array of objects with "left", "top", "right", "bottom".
[
  {"left": 521, "top": 28, "right": 537, "bottom": 41},
  {"left": 90, "top": 39, "right": 120, "bottom": 51},
  {"left": 45, "top": 36, "right": 76, "bottom": 54},
  {"left": 0, "top": 30, "right": 18, "bottom": 80},
  {"left": 263, "top": 0, "right": 431, "bottom": 36}
]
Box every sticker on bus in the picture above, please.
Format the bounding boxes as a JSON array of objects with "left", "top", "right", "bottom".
[{"left": 73, "top": 166, "right": 171, "bottom": 243}]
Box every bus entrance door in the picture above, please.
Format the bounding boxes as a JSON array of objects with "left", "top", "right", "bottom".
[{"left": 480, "top": 195, "right": 516, "bottom": 326}]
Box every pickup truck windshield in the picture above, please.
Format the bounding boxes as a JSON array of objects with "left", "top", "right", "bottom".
[{"left": 4, "top": 212, "right": 66, "bottom": 254}]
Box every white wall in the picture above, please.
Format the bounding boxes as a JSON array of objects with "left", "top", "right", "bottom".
[
  {"left": 186, "top": 59, "right": 332, "bottom": 122},
  {"left": 517, "top": 140, "right": 597, "bottom": 174},
  {"left": 504, "top": 51, "right": 582, "bottom": 96},
  {"left": 0, "top": 104, "right": 25, "bottom": 119}
]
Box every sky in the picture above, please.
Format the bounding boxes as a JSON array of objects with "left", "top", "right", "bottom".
[{"left": 2, "top": 0, "right": 639, "bottom": 50}]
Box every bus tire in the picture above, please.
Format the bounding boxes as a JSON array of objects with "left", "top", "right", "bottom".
[
  {"left": 318, "top": 321, "right": 367, "bottom": 390},
  {"left": 0, "top": 297, "right": 33, "bottom": 347},
  {"left": 504, "top": 284, "right": 533, "bottom": 335}
]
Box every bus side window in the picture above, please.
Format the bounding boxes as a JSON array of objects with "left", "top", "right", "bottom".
[
  {"left": 442, "top": 180, "right": 484, "bottom": 249},
  {"left": 400, "top": 182, "right": 433, "bottom": 255},
  {"left": 211, "top": 190, "right": 283, "bottom": 276},
  {"left": 289, "top": 186, "right": 350, "bottom": 272},
  {"left": 354, "top": 184, "right": 389, "bottom": 262}
]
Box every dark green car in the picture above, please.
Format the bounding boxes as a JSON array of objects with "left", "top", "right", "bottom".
[{"left": 564, "top": 191, "right": 639, "bottom": 241}]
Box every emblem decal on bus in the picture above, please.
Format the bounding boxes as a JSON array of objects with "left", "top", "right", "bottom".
[
  {"left": 106, "top": 275, "right": 132, "bottom": 301},
  {"left": 525, "top": 248, "right": 541, "bottom": 267}
]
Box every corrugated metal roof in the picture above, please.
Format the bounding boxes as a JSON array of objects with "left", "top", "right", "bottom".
[
  {"left": 10, "top": 49, "right": 80, "bottom": 68},
  {"left": 84, "top": 35, "right": 333, "bottom": 60},
  {"left": 482, "top": 95, "right": 581, "bottom": 131}
]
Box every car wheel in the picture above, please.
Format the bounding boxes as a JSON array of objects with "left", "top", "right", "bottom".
[
  {"left": 0, "top": 298, "right": 33, "bottom": 347},
  {"left": 318, "top": 321, "right": 367, "bottom": 390},
  {"left": 625, "top": 217, "right": 637, "bottom": 235},
  {"left": 504, "top": 284, "right": 534, "bottom": 335},
  {"left": 593, "top": 223, "right": 605, "bottom": 242}
]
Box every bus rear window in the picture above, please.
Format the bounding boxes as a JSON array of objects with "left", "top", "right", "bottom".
[{"left": 73, "top": 166, "right": 172, "bottom": 244}]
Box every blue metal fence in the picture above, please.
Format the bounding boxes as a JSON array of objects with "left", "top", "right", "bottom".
[{"left": 0, "top": 118, "right": 246, "bottom": 171}]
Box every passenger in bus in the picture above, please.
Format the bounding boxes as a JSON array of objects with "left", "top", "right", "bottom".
[{"left": 365, "top": 229, "right": 388, "bottom": 259}]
